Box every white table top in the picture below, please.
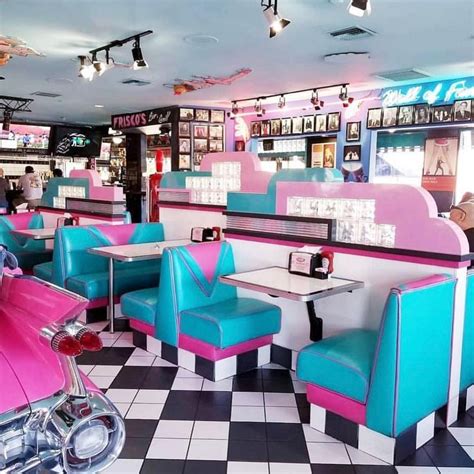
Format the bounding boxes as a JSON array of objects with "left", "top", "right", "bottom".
[
  {"left": 11, "top": 228, "right": 57, "bottom": 240},
  {"left": 88, "top": 239, "right": 191, "bottom": 262},
  {"left": 220, "top": 266, "right": 364, "bottom": 302}
]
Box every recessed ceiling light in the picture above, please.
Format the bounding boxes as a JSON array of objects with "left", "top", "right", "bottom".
[
  {"left": 183, "top": 34, "right": 219, "bottom": 46},
  {"left": 94, "top": 104, "right": 105, "bottom": 108}
]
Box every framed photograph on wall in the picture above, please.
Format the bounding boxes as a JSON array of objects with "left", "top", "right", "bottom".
[
  {"left": 414, "top": 104, "right": 431, "bottom": 125},
  {"left": 346, "top": 122, "right": 360, "bottom": 142},
  {"left": 270, "top": 119, "right": 281, "bottom": 136},
  {"left": 292, "top": 117, "right": 303, "bottom": 134},
  {"left": 251, "top": 121, "right": 261, "bottom": 137},
  {"left": 281, "top": 118, "right": 292, "bottom": 135},
  {"left": 431, "top": 105, "right": 453, "bottom": 123},
  {"left": 382, "top": 107, "right": 398, "bottom": 127},
  {"left": 303, "top": 116, "right": 315, "bottom": 133},
  {"left": 323, "top": 143, "right": 336, "bottom": 168},
  {"left": 195, "top": 109, "right": 210, "bottom": 122},
  {"left": 179, "top": 154, "right": 191, "bottom": 169},
  {"left": 179, "top": 122, "right": 191, "bottom": 137},
  {"left": 261, "top": 120, "right": 271, "bottom": 137},
  {"left": 367, "top": 108, "right": 382, "bottom": 128},
  {"left": 327, "top": 112, "right": 341, "bottom": 131},
  {"left": 193, "top": 153, "right": 205, "bottom": 166},
  {"left": 315, "top": 114, "right": 327, "bottom": 132},
  {"left": 209, "top": 139, "right": 224, "bottom": 152},
  {"left": 179, "top": 138, "right": 191, "bottom": 153},
  {"left": 209, "top": 124, "right": 224, "bottom": 139},
  {"left": 343, "top": 144, "right": 361, "bottom": 162},
  {"left": 194, "top": 124, "right": 209, "bottom": 139},
  {"left": 398, "top": 106, "right": 414, "bottom": 126},
  {"left": 234, "top": 140, "right": 245, "bottom": 152},
  {"left": 194, "top": 138, "right": 208, "bottom": 152},
  {"left": 180, "top": 108, "right": 194, "bottom": 120},
  {"left": 210, "top": 110, "right": 225, "bottom": 123},
  {"left": 453, "top": 100, "right": 472, "bottom": 121}
]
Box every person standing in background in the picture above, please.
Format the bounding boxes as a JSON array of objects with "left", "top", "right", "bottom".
[
  {"left": 13, "top": 165, "right": 43, "bottom": 210},
  {"left": 0, "top": 168, "right": 10, "bottom": 211}
]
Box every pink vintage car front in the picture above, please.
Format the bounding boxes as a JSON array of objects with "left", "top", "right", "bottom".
[{"left": 0, "top": 246, "right": 125, "bottom": 472}]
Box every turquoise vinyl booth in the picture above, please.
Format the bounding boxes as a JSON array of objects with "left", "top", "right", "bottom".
[
  {"left": 0, "top": 213, "right": 52, "bottom": 271},
  {"left": 296, "top": 274, "right": 456, "bottom": 464},
  {"left": 460, "top": 270, "right": 474, "bottom": 399},
  {"left": 33, "top": 223, "right": 164, "bottom": 308},
  {"left": 122, "top": 241, "right": 282, "bottom": 381}
]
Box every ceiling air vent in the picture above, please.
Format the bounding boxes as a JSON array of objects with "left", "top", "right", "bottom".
[
  {"left": 121, "top": 79, "right": 151, "bottom": 86},
  {"left": 375, "top": 69, "right": 431, "bottom": 82},
  {"left": 30, "top": 91, "right": 62, "bottom": 98},
  {"left": 329, "top": 26, "right": 377, "bottom": 40}
]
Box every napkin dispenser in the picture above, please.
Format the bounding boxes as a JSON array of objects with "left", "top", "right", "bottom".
[
  {"left": 57, "top": 213, "right": 79, "bottom": 227},
  {"left": 288, "top": 247, "right": 334, "bottom": 279},
  {"left": 190, "top": 226, "right": 221, "bottom": 243}
]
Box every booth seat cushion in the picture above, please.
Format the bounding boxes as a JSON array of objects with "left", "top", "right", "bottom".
[
  {"left": 121, "top": 287, "right": 158, "bottom": 325},
  {"left": 297, "top": 329, "right": 378, "bottom": 403},
  {"left": 15, "top": 250, "right": 53, "bottom": 271},
  {"left": 66, "top": 267, "right": 159, "bottom": 300},
  {"left": 179, "top": 297, "right": 281, "bottom": 349},
  {"left": 33, "top": 262, "right": 53, "bottom": 282}
]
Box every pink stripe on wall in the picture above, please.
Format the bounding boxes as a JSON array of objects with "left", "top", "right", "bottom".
[{"left": 307, "top": 383, "right": 367, "bottom": 425}]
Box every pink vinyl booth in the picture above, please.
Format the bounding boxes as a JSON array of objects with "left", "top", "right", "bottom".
[
  {"left": 296, "top": 274, "right": 457, "bottom": 464},
  {"left": 122, "top": 241, "right": 282, "bottom": 381}
]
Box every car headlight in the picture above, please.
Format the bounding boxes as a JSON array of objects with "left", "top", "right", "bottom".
[{"left": 70, "top": 420, "right": 109, "bottom": 460}]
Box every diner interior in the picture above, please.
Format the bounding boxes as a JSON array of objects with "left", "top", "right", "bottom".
[{"left": 0, "top": 1, "right": 473, "bottom": 473}]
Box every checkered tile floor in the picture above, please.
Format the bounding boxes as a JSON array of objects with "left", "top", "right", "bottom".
[{"left": 78, "top": 321, "right": 474, "bottom": 474}]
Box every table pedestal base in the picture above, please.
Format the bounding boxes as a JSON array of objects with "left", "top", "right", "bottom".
[{"left": 306, "top": 301, "right": 323, "bottom": 342}]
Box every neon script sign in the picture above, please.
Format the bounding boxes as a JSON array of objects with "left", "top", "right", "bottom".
[{"left": 382, "top": 77, "right": 474, "bottom": 108}]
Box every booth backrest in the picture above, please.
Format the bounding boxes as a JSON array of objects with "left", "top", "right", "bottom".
[
  {"left": 0, "top": 213, "right": 45, "bottom": 253},
  {"left": 461, "top": 271, "right": 474, "bottom": 391},
  {"left": 156, "top": 241, "right": 236, "bottom": 346},
  {"left": 366, "top": 274, "right": 456, "bottom": 437},
  {"left": 51, "top": 223, "right": 164, "bottom": 287}
]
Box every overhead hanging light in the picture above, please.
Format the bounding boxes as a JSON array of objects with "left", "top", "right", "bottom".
[
  {"left": 310, "top": 89, "right": 324, "bottom": 110},
  {"left": 277, "top": 94, "right": 286, "bottom": 108},
  {"left": 254, "top": 98, "right": 264, "bottom": 117},
  {"left": 92, "top": 52, "right": 107, "bottom": 76},
  {"left": 339, "top": 85, "right": 354, "bottom": 107},
  {"left": 262, "top": 0, "right": 291, "bottom": 38},
  {"left": 132, "top": 37, "right": 148, "bottom": 70},
  {"left": 348, "top": 0, "right": 371, "bottom": 17},
  {"left": 78, "top": 55, "right": 95, "bottom": 81}
]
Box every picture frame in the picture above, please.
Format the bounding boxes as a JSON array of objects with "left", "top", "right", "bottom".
[
  {"left": 292, "top": 116, "right": 303, "bottom": 134},
  {"left": 193, "top": 153, "right": 205, "bottom": 166},
  {"left": 397, "top": 106, "right": 414, "bottom": 126},
  {"left": 234, "top": 140, "right": 245, "bottom": 152},
  {"left": 346, "top": 121, "right": 360, "bottom": 142},
  {"left": 178, "top": 122, "right": 191, "bottom": 137},
  {"left": 315, "top": 114, "right": 327, "bottom": 132},
  {"left": 179, "top": 154, "right": 191, "bottom": 169},
  {"left": 194, "top": 124, "right": 209, "bottom": 139},
  {"left": 209, "top": 124, "right": 224, "bottom": 139},
  {"left": 414, "top": 104, "right": 431, "bottom": 125},
  {"left": 179, "top": 138, "right": 191, "bottom": 153},
  {"left": 269, "top": 119, "right": 281, "bottom": 136},
  {"left": 194, "top": 138, "right": 208, "bottom": 152},
  {"left": 180, "top": 108, "right": 194, "bottom": 120},
  {"left": 382, "top": 107, "right": 398, "bottom": 127},
  {"left": 453, "top": 99, "right": 472, "bottom": 122},
  {"left": 195, "top": 109, "right": 210, "bottom": 122},
  {"left": 210, "top": 110, "right": 225, "bottom": 123},
  {"left": 343, "top": 144, "right": 362, "bottom": 162},
  {"left": 431, "top": 105, "right": 453, "bottom": 123},
  {"left": 209, "top": 139, "right": 224, "bottom": 152},
  {"left": 367, "top": 108, "right": 382, "bottom": 129},
  {"left": 281, "top": 118, "right": 292, "bottom": 135},
  {"left": 261, "top": 120, "right": 271, "bottom": 137},
  {"left": 327, "top": 112, "right": 341, "bottom": 131},
  {"left": 323, "top": 143, "right": 336, "bottom": 168},
  {"left": 303, "top": 116, "right": 315, "bottom": 133},
  {"left": 251, "top": 121, "right": 261, "bottom": 137}
]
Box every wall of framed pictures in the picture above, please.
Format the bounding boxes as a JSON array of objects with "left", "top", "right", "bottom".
[{"left": 178, "top": 107, "right": 226, "bottom": 171}]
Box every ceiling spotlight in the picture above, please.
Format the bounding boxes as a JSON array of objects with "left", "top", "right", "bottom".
[
  {"left": 348, "top": 0, "right": 371, "bottom": 17},
  {"left": 231, "top": 101, "right": 239, "bottom": 115},
  {"left": 254, "top": 98, "right": 264, "bottom": 117},
  {"left": 132, "top": 37, "right": 148, "bottom": 70},
  {"left": 262, "top": 0, "right": 291, "bottom": 38},
  {"left": 339, "top": 85, "right": 354, "bottom": 107},
  {"left": 278, "top": 94, "right": 286, "bottom": 108},
  {"left": 78, "top": 55, "right": 95, "bottom": 81},
  {"left": 92, "top": 53, "right": 107, "bottom": 76},
  {"left": 310, "top": 89, "right": 324, "bottom": 110}
]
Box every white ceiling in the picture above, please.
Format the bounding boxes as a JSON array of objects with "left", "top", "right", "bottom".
[{"left": 0, "top": 0, "right": 473, "bottom": 125}]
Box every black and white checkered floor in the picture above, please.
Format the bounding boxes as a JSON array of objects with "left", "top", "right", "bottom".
[{"left": 78, "top": 322, "right": 474, "bottom": 474}]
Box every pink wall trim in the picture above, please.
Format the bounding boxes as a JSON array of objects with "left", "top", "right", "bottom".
[
  {"left": 225, "top": 233, "right": 469, "bottom": 269},
  {"left": 179, "top": 333, "right": 273, "bottom": 361},
  {"left": 275, "top": 182, "right": 468, "bottom": 256},
  {"left": 158, "top": 203, "right": 225, "bottom": 213},
  {"left": 130, "top": 319, "right": 155, "bottom": 336},
  {"left": 307, "top": 383, "right": 367, "bottom": 426},
  {"left": 186, "top": 241, "right": 222, "bottom": 283},
  {"left": 94, "top": 224, "right": 136, "bottom": 246},
  {"left": 3, "top": 212, "right": 36, "bottom": 230}
]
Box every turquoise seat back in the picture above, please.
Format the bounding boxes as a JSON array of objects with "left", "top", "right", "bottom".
[
  {"left": 0, "top": 213, "right": 45, "bottom": 254},
  {"left": 51, "top": 223, "right": 164, "bottom": 288},
  {"left": 155, "top": 241, "right": 237, "bottom": 346},
  {"left": 366, "top": 275, "right": 456, "bottom": 437},
  {"left": 461, "top": 271, "right": 474, "bottom": 391}
]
